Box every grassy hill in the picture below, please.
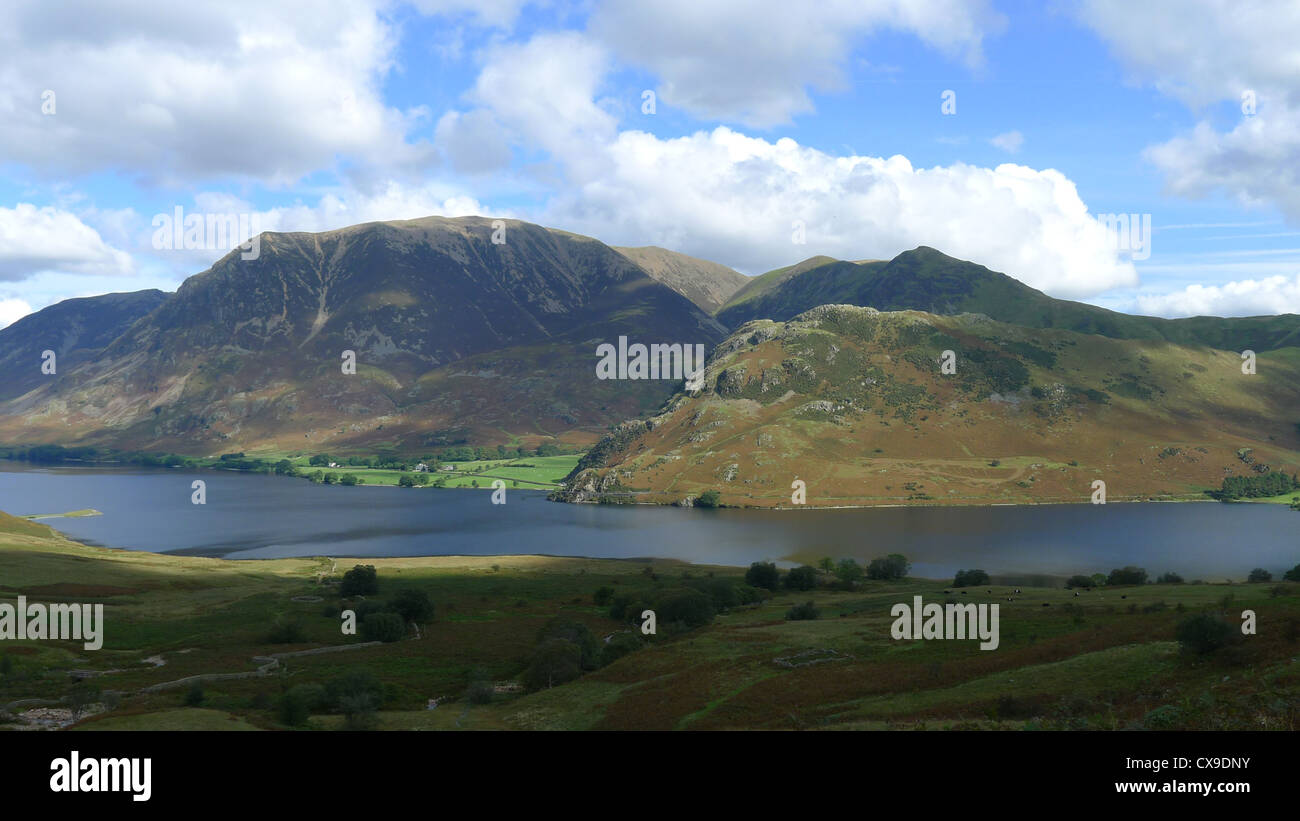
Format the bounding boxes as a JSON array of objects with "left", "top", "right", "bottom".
[
  {"left": 3, "top": 512, "right": 1298, "bottom": 732},
  {"left": 716, "top": 247, "right": 1300, "bottom": 353},
  {"left": 559, "top": 304, "right": 1300, "bottom": 507}
]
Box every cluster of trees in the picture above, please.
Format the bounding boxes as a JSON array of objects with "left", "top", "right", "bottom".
[
  {"left": 278, "top": 670, "right": 388, "bottom": 728},
  {"left": 953, "top": 569, "right": 990, "bottom": 587},
  {"left": 743, "top": 554, "right": 911, "bottom": 593},
  {"left": 335, "top": 565, "right": 434, "bottom": 643},
  {"left": 1214, "top": 470, "right": 1299, "bottom": 500}
]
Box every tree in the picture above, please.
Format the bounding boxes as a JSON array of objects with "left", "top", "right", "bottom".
[
  {"left": 361, "top": 612, "right": 406, "bottom": 643},
  {"left": 1285, "top": 564, "right": 1300, "bottom": 582},
  {"left": 524, "top": 639, "right": 583, "bottom": 690},
  {"left": 654, "top": 588, "right": 715, "bottom": 628},
  {"left": 745, "top": 561, "right": 781, "bottom": 591},
  {"left": 836, "top": 558, "right": 866, "bottom": 585},
  {"left": 397, "top": 474, "right": 415, "bottom": 488},
  {"left": 537, "top": 619, "right": 601, "bottom": 669},
  {"left": 866, "top": 554, "right": 910, "bottom": 581},
  {"left": 593, "top": 586, "right": 614, "bottom": 606},
  {"left": 278, "top": 687, "right": 313, "bottom": 726},
  {"left": 1156, "top": 572, "right": 1184, "bottom": 584},
  {"left": 183, "top": 681, "right": 205, "bottom": 707},
  {"left": 308, "top": 454, "right": 330, "bottom": 467},
  {"left": 339, "top": 693, "right": 378, "bottom": 730},
  {"left": 339, "top": 473, "right": 359, "bottom": 486},
  {"left": 390, "top": 589, "right": 435, "bottom": 623},
  {"left": 1107, "top": 566, "right": 1148, "bottom": 586},
  {"left": 818, "top": 557, "right": 835, "bottom": 573},
  {"left": 1248, "top": 568, "right": 1273, "bottom": 583},
  {"left": 340, "top": 564, "right": 379, "bottom": 596},
  {"left": 695, "top": 489, "right": 722, "bottom": 508},
  {"left": 1065, "top": 575, "right": 1093, "bottom": 589},
  {"left": 274, "top": 459, "right": 294, "bottom": 475},
  {"left": 784, "top": 565, "right": 818, "bottom": 591},
  {"left": 953, "top": 569, "right": 990, "bottom": 587}
]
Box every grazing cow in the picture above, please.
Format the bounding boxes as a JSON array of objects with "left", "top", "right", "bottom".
[
  {"left": 962, "top": 591, "right": 968, "bottom": 595},
  {"left": 1121, "top": 595, "right": 1127, "bottom": 599},
  {"left": 943, "top": 590, "right": 951, "bottom": 594},
  {"left": 1042, "top": 602, "right": 1050, "bottom": 607},
  {"left": 1074, "top": 592, "right": 1079, "bottom": 597}
]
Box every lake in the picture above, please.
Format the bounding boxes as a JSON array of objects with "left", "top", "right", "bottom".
[{"left": 0, "top": 461, "right": 1296, "bottom": 579}]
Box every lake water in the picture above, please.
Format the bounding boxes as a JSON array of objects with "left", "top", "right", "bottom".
[{"left": 0, "top": 461, "right": 1296, "bottom": 579}]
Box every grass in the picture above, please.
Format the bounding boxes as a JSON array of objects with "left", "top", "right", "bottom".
[{"left": 3, "top": 509, "right": 1299, "bottom": 732}]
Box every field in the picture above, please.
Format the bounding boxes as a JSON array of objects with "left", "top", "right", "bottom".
[
  {"left": 2, "top": 510, "right": 1299, "bottom": 732},
  {"left": 265, "top": 453, "right": 581, "bottom": 489}
]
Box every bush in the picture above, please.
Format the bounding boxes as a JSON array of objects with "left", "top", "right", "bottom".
[
  {"left": 1106, "top": 566, "right": 1148, "bottom": 586},
  {"left": 654, "top": 588, "right": 716, "bottom": 629},
  {"left": 325, "top": 671, "right": 383, "bottom": 710},
  {"left": 600, "top": 632, "right": 644, "bottom": 666},
  {"left": 339, "top": 693, "right": 378, "bottom": 730},
  {"left": 1065, "top": 575, "right": 1093, "bottom": 589},
  {"left": 784, "top": 565, "right": 818, "bottom": 591},
  {"left": 278, "top": 687, "right": 316, "bottom": 726},
  {"left": 953, "top": 569, "right": 990, "bottom": 587},
  {"left": 466, "top": 678, "right": 494, "bottom": 705},
  {"left": 745, "top": 561, "right": 781, "bottom": 591},
  {"left": 340, "top": 564, "right": 379, "bottom": 597},
  {"left": 339, "top": 473, "right": 360, "bottom": 486},
  {"left": 361, "top": 612, "right": 407, "bottom": 643},
  {"left": 593, "top": 586, "right": 614, "bottom": 606},
  {"left": 785, "top": 601, "right": 820, "bottom": 620},
  {"left": 1247, "top": 568, "right": 1273, "bottom": 583},
  {"left": 524, "top": 639, "right": 583, "bottom": 690},
  {"left": 695, "top": 489, "right": 722, "bottom": 508},
  {"left": 1156, "top": 572, "right": 1184, "bottom": 584},
  {"left": 390, "top": 589, "right": 435, "bottom": 623},
  {"left": 866, "top": 553, "right": 910, "bottom": 581},
  {"left": 1285, "top": 564, "right": 1300, "bottom": 582},
  {"left": 537, "top": 619, "right": 601, "bottom": 669},
  {"left": 834, "top": 558, "right": 865, "bottom": 586},
  {"left": 686, "top": 577, "right": 740, "bottom": 609},
  {"left": 265, "top": 617, "right": 306, "bottom": 644},
  {"left": 183, "top": 681, "right": 205, "bottom": 707},
  {"left": 1176, "top": 613, "right": 1238, "bottom": 656}
]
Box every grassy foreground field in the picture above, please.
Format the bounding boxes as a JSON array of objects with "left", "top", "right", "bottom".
[{"left": 2, "top": 510, "right": 1298, "bottom": 731}]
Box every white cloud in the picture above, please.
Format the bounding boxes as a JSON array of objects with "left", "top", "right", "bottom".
[
  {"left": 0, "top": 0, "right": 433, "bottom": 186},
  {"left": 408, "top": 0, "right": 531, "bottom": 28},
  {"left": 0, "top": 297, "right": 33, "bottom": 328},
  {"left": 538, "top": 127, "right": 1137, "bottom": 297},
  {"left": 0, "top": 204, "right": 134, "bottom": 282},
  {"left": 590, "top": 0, "right": 1004, "bottom": 127},
  {"left": 434, "top": 110, "right": 514, "bottom": 175},
  {"left": 1079, "top": 0, "right": 1300, "bottom": 219},
  {"left": 1134, "top": 273, "right": 1300, "bottom": 317},
  {"left": 990, "top": 130, "right": 1023, "bottom": 153}
]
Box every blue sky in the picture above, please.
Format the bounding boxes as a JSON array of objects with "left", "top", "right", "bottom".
[{"left": 2, "top": 0, "right": 1298, "bottom": 325}]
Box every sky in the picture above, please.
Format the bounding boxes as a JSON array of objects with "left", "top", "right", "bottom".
[{"left": 2, "top": 0, "right": 1299, "bottom": 327}]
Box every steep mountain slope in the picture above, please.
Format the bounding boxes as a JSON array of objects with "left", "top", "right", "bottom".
[
  {"left": 0, "top": 217, "right": 725, "bottom": 453},
  {"left": 716, "top": 247, "right": 1300, "bottom": 351},
  {"left": 0, "top": 289, "right": 170, "bottom": 402},
  {"left": 559, "top": 304, "right": 1300, "bottom": 507},
  {"left": 613, "top": 246, "right": 748, "bottom": 313}
]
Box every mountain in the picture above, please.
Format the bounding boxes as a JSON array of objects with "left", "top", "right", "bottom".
[
  {"left": 0, "top": 289, "right": 170, "bottom": 402},
  {"left": 0, "top": 217, "right": 726, "bottom": 454},
  {"left": 613, "top": 246, "right": 748, "bottom": 313},
  {"left": 557, "top": 304, "right": 1300, "bottom": 506},
  {"left": 716, "top": 247, "right": 1300, "bottom": 351}
]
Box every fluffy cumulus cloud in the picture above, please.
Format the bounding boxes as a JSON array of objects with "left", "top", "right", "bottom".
[
  {"left": 537, "top": 127, "right": 1136, "bottom": 296},
  {"left": 1135, "top": 273, "right": 1300, "bottom": 318},
  {"left": 0, "top": 298, "right": 34, "bottom": 328},
  {"left": 590, "top": 0, "right": 1004, "bottom": 127},
  {"left": 0, "top": 0, "right": 433, "bottom": 186},
  {"left": 0, "top": 204, "right": 134, "bottom": 282},
  {"left": 1079, "top": 0, "right": 1300, "bottom": 219}
]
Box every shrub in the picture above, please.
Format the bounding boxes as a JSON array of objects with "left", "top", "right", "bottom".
[
  {"left": 835, "top": 558, "right": 866, "bottom": 586},
  {"left": 785, "top": 601, "right": 820, "bottom": 621},
  {"left": 654, "top": 588, "right": 716, "bottom": 628},
  {"left": 1285, "top": 564, "right": 1300, "bottom": 582},
  {"left": 1065, "top": 575, "right": 1093, "bottom": 589},
  {"left": 745, "top": 561, "right": 781, "bottom": 591},
  {"left": 466, "top": 678, "right": 494, "bottom": 705},
  {"left": 390, "top": 589, "right": 435, "bottom": 623},
  {"left": 537, "top": 619, "right": 601, "bottom": 669},
  {"left": 183, "top": 681, "right": 205, "bottom": 707},
  {"left": 600, "top": 632, "right": 644, "bottom": 666},
  {"left": 695, "top": 489, "right": 722, "bottom": 508},
  {"left": 1176, "top": 613, "right": 1237, "bottom": 656},
  {"left": 339, "top": 693, "right": 378, "bottom": 730},
  {"left": 866, "top": 553, "right": 910, "bottom": 581},
  {"left": 265, "top": 617, "right": 306, "bottom": 644},
  {"left": 524, "top": 639, "right": 583, "bottom": 690},
  {"left": 686, "top": 577, "right": 740, "bottom": 609},
  {"left": 361, "top": 612, "right": 407, "bottom": 643},
  {"left": 953, "top": 569, "right": 990, "bottom": 587},
  {"left": 1247, "top": 568, "right": 1273, "bottom": 583},
  {"left": 1107, "top": 566, "right": 1148, "bottom": 586},
  {"left": 278, "top": 686, "right": 318, "bottom": 726},
  {"left": 1156, "top": 572, "right": 1184, "bottom": 584},
  {"left": 784, "top": 565, "right": 818, "bottom": 591},
  {"left": 326, "top": 671, "right": 383, "bottom": 710},
  {"left": 340, "top": 564, "right": 379, "bottom": 597},
  {"left": 593, "top": 586, "right": 614, "bottom": 606}
]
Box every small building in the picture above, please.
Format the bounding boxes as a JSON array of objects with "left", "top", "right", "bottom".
[{"left": 414, "top": 463, "right": 429, "bottom": 472}]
